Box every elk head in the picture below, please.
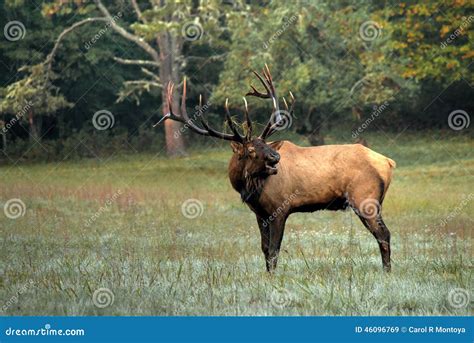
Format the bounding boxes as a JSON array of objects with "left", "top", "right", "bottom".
[{"left": 154, "top": 64, "right": 294, "bottom": 183}]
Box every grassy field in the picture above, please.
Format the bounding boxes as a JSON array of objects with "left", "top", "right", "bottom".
[{"left": 0, "top": 132, "right": 472, "bottom": 316}]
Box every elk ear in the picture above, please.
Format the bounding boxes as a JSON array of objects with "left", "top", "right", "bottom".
[
  {"left": 268, "top": 141, "right": 284, "bottom": 151},
  {"left": 230, "top": 142, "right": 244, "bottom": 155}
]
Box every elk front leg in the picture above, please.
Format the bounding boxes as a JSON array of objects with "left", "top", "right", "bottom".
[
  {"left": 256, "top": 216, "right": 270, "bottom": 271},
  {"left": 266, "top": 216, "right": 287, "bottom": 272}
]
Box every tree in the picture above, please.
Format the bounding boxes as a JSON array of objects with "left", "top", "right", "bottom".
[
  {"left": 0, "top": 63, "right": 71, "bottom": 143},
  {"left": 214, "top": 1, "right": 402, "bottom": 145},
  {"left": 0, "top": 0, "right": 71, "bottom": 147},
  {"left": 35, "top": 0, "right": 229, "bottom": 156},
  {"left": 325, "top": 0, "right": 474, "bottom": 128}
]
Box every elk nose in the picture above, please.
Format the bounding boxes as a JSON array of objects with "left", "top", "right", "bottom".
[{"left": 267, "top": 152, "right": 280, "bottom": 163}]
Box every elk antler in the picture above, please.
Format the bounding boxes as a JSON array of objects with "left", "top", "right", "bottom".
[
  {"left": 264, "top": 91, "right": 296, "bottom": 136},
  {"left": 246, "top": 64, "right": 295, "bottom": 140},
  {"left": 242, "top": 97, "right": 252, "bottom": 140},
  {"left": 154, "top": 78, "right": 245, "bottom": 143}
]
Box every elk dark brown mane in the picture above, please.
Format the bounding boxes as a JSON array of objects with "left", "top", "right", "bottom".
[{"left": 156, "top": 65, "right": 396, "bottom": 273}]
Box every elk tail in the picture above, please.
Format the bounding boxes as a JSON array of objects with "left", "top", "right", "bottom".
[{"left": 387, "top": 158, "right": 396, "bottom": 169}]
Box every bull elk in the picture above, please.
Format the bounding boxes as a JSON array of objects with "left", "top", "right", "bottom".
[{"left": 156, "top": 65, "right": 396, "bottom": 272}]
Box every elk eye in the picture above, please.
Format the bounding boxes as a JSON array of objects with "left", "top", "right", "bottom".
[{"left": 247, "top": 147, "right": 257, "bottom": 158}]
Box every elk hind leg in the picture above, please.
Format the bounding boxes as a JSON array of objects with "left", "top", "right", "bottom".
[
  {"left": 350, "top": 182, "right": 391, "bottom": 272},
  {"left": 357, "top": 214, "right": 391, "bottom": 272}
]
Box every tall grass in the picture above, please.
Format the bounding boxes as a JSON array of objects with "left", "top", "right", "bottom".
[{"left": 0, "top": 132, "right": 472, "bottom": 315}]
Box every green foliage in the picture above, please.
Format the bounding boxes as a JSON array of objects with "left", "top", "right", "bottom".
[
  {"left": 0, "top": 0, "right": 472, "bottom": 158},
  {"left": 0, "top": 63, "right": 71, "bottom": 116},
  {"left": 215, "top": 0, "right": 472, "bottom": 137},
  {"left": 380, "top": 1, "right": 473, "bottom": 83}
]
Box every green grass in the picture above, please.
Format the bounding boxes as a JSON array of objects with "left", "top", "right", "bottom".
[{"left": 0, "top": 132, "right": 472, "bottom": 315}]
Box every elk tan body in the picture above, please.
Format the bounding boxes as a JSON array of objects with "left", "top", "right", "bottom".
[
  {"left": 249, "top": 141, "right": 396, "bottom": 214},
  {"left": 159, "top": 65, "right": 396, "bottom": 273}
]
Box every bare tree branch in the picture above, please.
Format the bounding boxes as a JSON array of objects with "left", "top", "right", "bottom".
[
  {"left": 350, "top": 78, "right": 365, "bottom": 96},
  {"left": 124, "top": 80, "right": 162, "bottom": 88},
  {"left": 113, "top": 57, "right": 159, "bottom": 67},
  {"left": 184, "top": 53, "right": 228, "bottom": 62},
  {"left": 117, "top": 80, "right": 161, "bottom": 104},
  {"left": 94, "top": 0, "right": 160, "bottom": 62},
  {"left": 140, "top": 67, "right": 160, "bottom": 82},
  {"left": 44, "top": 17, "right": 109, "bottom": 77},
  {"left": 131, "top": 0, "right": 147, "bottom": 23}
]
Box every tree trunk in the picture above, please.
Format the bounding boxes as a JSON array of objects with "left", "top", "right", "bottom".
[
  {"left": 157, "top": 31, "right": 186, "bottom": 157},
  {"left": 1, "top": 116, "right": 6, "bottom": 150},
  {"left": 1, "top": 131, "right": 6, "bottom": 151},
  {"left": 296, "top": 107, "right": 325, "bottom": 146},
  {"left": 28, "top": 109, "right": 42, "bottom": 143},
  {"left": 307, "top": 129, "right": 325, "bottom": 146}
]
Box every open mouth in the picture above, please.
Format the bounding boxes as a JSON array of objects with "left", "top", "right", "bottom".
[{"left": 265, "top": 164, "right": 278, "bottom": 175}]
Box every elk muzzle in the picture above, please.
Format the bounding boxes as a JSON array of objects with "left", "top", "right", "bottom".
[{"left": 265, "top": 151, "right": 280, "bottom": 175}]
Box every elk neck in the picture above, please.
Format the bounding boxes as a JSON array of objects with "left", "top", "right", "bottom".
[{"left": 228, "top": 154, "right": 268, "bottom": 205}]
